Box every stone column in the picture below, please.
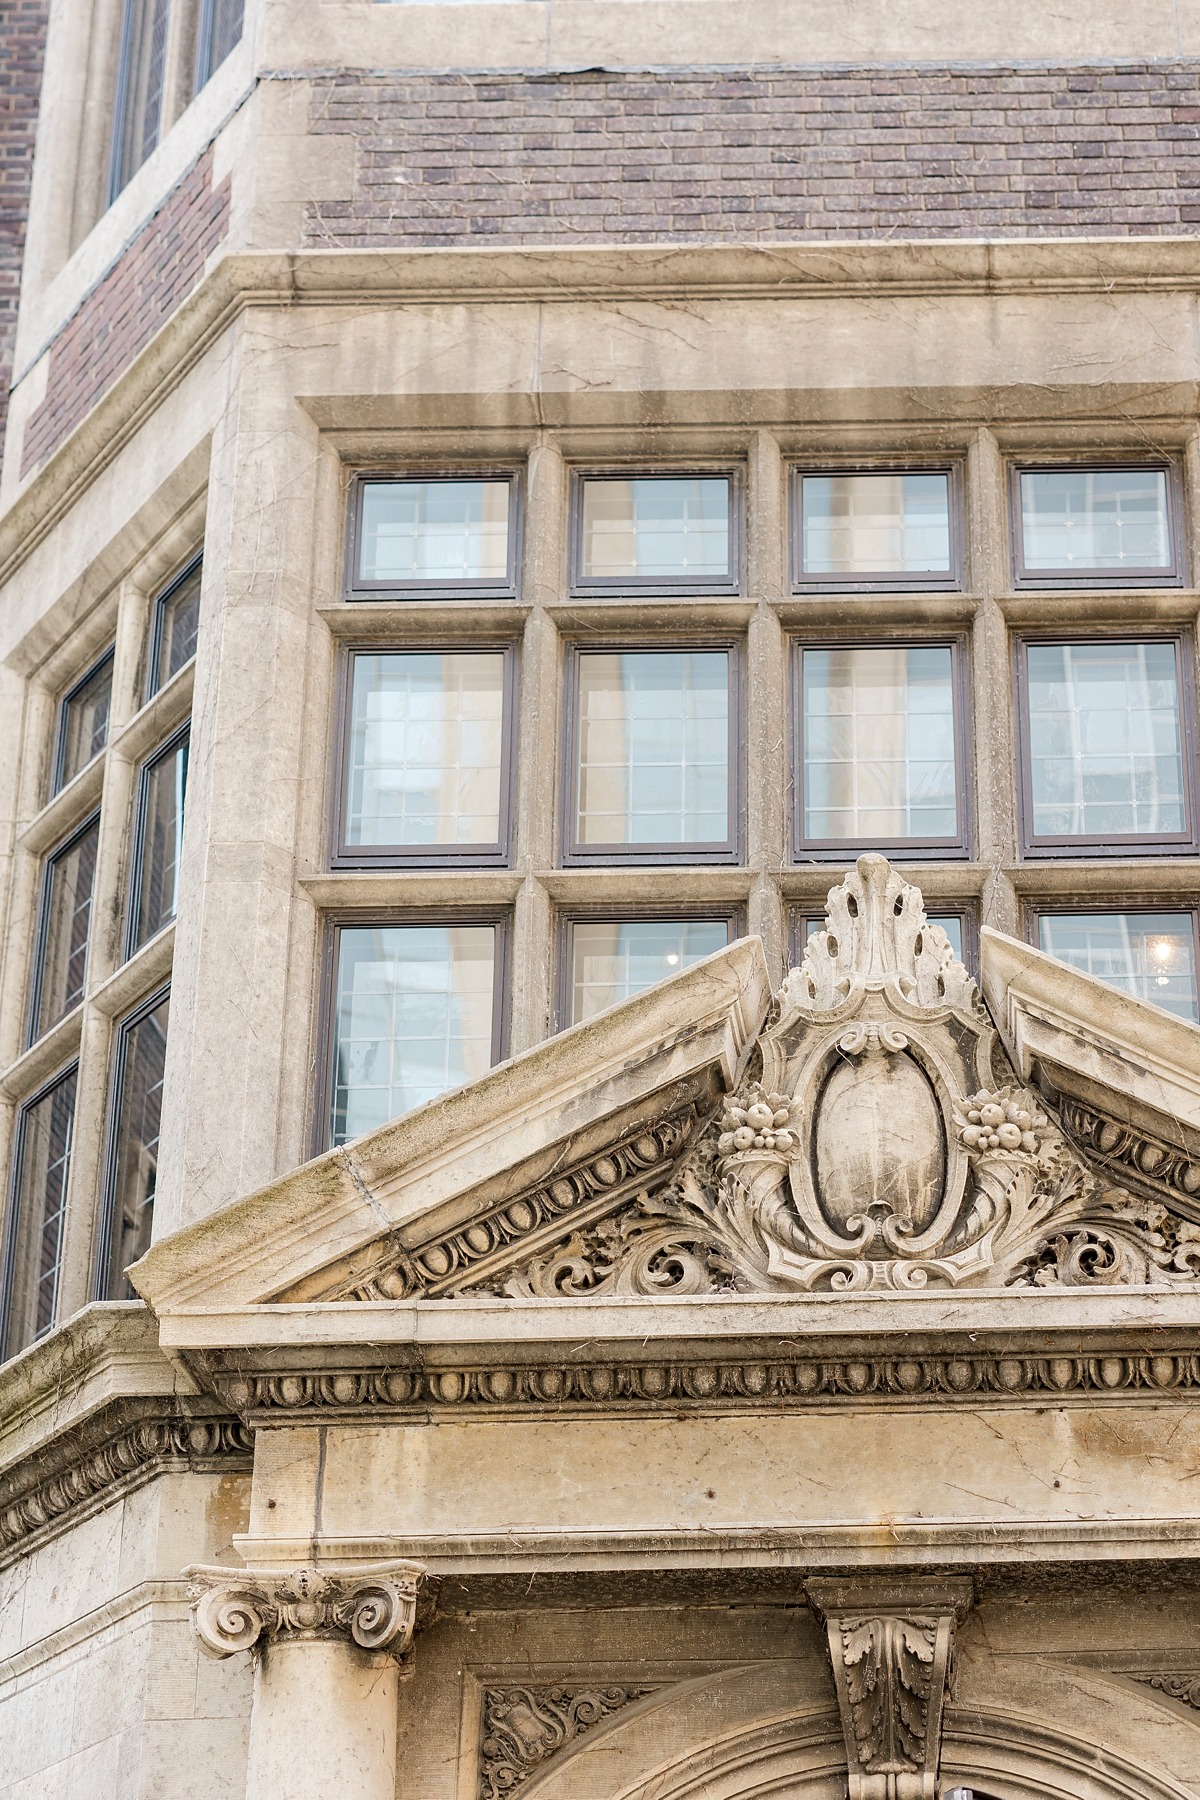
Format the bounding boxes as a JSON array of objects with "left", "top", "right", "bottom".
[
  {"left": 806, "top": 1576, "right": 973, "bottom": 1800},
  {"left": 187, "top": 1561, "right": 425, "bottom": 1800}
]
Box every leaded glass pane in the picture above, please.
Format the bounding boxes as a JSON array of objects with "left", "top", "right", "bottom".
[
  {"left": 1025, "top": 641, "right": 1186, "bottom": 838},
  {"left": 579, "top": 478, "right": 730, "bottom": 582},
  {"left": 151, "top": 562, "right": 202, "bottom": 693},
  {"left": 575, "top": 651, "right": 730, "bottom": 848},
  {"left": 330, "top": 925, "right": 496, "bottom": 1145},
  {"left": 102, "top": 994, "right": 169, "bottom": 1298},
  {"left": 802, "top": 645, "right": 958, "bottom": 842},
  {"left": 801, "top": 473, "right": 951, "bottom": 575},
  {"left": 570, "top": 919, "right": 730, "bottom": 1023},
  {"left": 2, "top": 1068, "right": 77, "bottom": 1358},
  {"left": 56, "top": 654, "right": 112, "bottom": 792},
  {"left": 359, "top": 481, "right": 510, "bottom": 585},
  {"left": 31, "top": 817, "right": 99, "bottom": 1042},
  {"left": 131, "top": 735, "right": 188, "bottom": 952},
  {"left": 345, "top": 652, "right": 505, "bottom": 850},
  {"left": 1020, "top": 469, "right": 1171, "bottom": 572},
  {"left": 1039, "top": 912, "right": 1197, "bottom": 1022}
]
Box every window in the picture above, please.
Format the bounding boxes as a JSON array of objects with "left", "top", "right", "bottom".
[
  {"left": 349, "top": 477, "right": 516, "bottom": 597},
  {"left": 128, "top": 727, "right": 189, "bottom": 954},
  {"left": 573, "top": 474, "right": 737, "bottom": 593},
  {"left": 795, "top": 642, "right": 968, "bottom": 856},
  {"left": 96, "top": 989, "right": 170, "bottom": 1300},
  {"left": 1035, "top": 910, "right": 1198, "bottom": 1023},
  {"left": 1013, "top": 465, "right": 1180, "bottom": 585},
  {"left": 336, "top": 649, "right": 513, "bottom": 865},
  {"left": 148, "top": 556, "right": 202, "bottom": 696},
  {"left": 1017, "top": 638, "right": 1194, "bottom": 855},
  {"left": 566, "top": 647, "right": 738, "bottom": 863},
  {"left": 53, "top": 650, "right": 113, "bottom": 794},
  {"left": 28, "top": 815, "right": 100, "bottom": 1045},
  {"left": 109, "top": 0, "right": 244, "bottom": 202},
  {"left": 326, "top": 921, "right": 503, "bottom": 1147},
  {"left": 796, "top": 909, "right": 971, "bottom": 970},
  {"left": 194, "top": 0, "right": 243, "bottom": 88},
  {"left": 794, "top": 469, "right": 957, "bottom": 589},
  {"left": 564, "top": 917, "right": 733, "bottom": 1025},
  {"left": 1, "top": 1066, "right": 77, "bottom": 1360}
]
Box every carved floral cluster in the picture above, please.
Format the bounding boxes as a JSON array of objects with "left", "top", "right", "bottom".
[
  {"left": 958, "top": 1088, "right": 1046, "bottom": 1156},
  {"left": 717, "top": 1089, "right": 795, "bottom": 1156}
]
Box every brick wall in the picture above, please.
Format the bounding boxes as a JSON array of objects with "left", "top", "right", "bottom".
[
  {"left": 0, "top": 0, "right": 50, "bottom": 455},
  {"left": 20, "top": 147, "right": 231, "bottom": 476},
  {"left": 305, "top": 64, "right": 1200, "bottom": 246}
]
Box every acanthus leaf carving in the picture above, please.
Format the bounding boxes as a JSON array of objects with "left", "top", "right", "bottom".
[
  {"left": 1138, "top": 1672, "right": 1200, "bottom": 1711},
  {"left": 478, "top": 1684, "right": 659, "bottom": 1800}
]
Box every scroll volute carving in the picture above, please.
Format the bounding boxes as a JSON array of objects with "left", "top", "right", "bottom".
[{"left": 806, "top": 1577, "right": 972, "bottom": 1800}]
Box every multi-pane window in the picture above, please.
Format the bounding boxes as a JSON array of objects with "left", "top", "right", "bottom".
[
  {"left": 1036, "top": 911, "right": 1198, "bottom": 1023},
  {"left": 338, "top": 650, "right": 511, "bottom": 864},
  {"left": 53, "top": 651, "right": 113, "bottom": 793},
  {"left": 565, "top": 917, "right": 732, "bottom": 1025},
  {"left": 796, "top": 643, "right": 965, "bottom": 854},
  {"left": 1014, "top": 467, "right": 1178, "bottom": 584},
  {"left": 129, "top": 728, "right": 189, "bottom": 954},
  {"left": 109, "top": 0, "right": 244, "bottom": 201},
  {"left": 328, "top": 923, "right": 501, "bottom": 1146},
  {"left": 574, "top": 475, "right": 735, "bottom": 591},
  {"left": 28, "top": 815, "right": 100, "bottom": 1045},
  {"left": 97, "top": 990, "right": 170, "bottom": 1300},
  {"left": 795, "top": 470, "right": 956, "bottom": 587},
  {"left": 351, "top": 478, "right": 515, "bottom": 595},
  {"left": 568, "top": 648, "right": 736, "bottom": 861},
  {"left": 1, "top": 1067, "right": 77, "bottom": 1360},
  {"left": 1018, "top": 639, "right": 1193, "bottom": 852},
  {"left": 148, "top": 556, "right": 202, "bottom": 696}
]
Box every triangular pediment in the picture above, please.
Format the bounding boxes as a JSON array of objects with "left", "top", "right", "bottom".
[{"left": 132, "top": 858, "right": 1200, "bottom": 1335}]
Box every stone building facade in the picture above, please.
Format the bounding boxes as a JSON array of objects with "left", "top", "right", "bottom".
[{"left": 4, "top": 4, "right": 1200, "bottom": 1797}]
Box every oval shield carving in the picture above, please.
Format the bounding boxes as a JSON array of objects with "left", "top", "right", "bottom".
[{"left": 813, "top": 1044, "right": 946, "bottom": 1238}]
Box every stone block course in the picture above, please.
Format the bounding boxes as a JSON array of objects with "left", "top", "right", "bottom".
[{"left": 304, "top": 61, "right": 1200, "bottom": 250}]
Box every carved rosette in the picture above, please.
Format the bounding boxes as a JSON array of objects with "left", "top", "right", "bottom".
[
  {"left": 186, "top": 1561, "right": 425, "bottom": 1661},
  {"left": 807, "top": 1577, "right": 972, "bottom": 1800}
]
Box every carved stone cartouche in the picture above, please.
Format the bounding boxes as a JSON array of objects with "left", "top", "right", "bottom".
[{"left": 478, "top": 1684, "right": 658, "bottom": 1800}]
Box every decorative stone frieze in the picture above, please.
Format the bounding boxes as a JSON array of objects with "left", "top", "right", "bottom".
[
  {"left": 1137, "top": 1673, "right": 1200, "bottom": 1710},
  {"left": 207, "top": 1342, "right": 1200, "bottom": 1421},
  {"left": 186, "top": 1561, "right": 425, "bottom": 1662},
  {"left": 478, "top": 1684, "right": 659, "bottom": 1800},
  {"left": 807, "top": 1577, "right": 972, "bottom": 1800},
  {"left": 1057, "top": 1099, "right": 1200, "bottom": 1221},
  {"left": 0, "top": 1402, "right": 252, "bottom": 1559}
]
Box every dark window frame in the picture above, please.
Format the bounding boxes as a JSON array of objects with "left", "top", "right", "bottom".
[
  {"left": 93, "top": 982, "right": 171, "bottom": 1302},
  {"left": 790, "top": 633, "right": 974, "bottom": 863},
  {"left": 345, "top": 471, "right": 522, "bottom": 601},
  {"left": 555, "top": 906, "right": 743, "bottom": 1030},
  {"left": 194, "top": 0, "right": 243, "bottom": 90},
  {"left": 125, "top": 722, "right": 190, "bottom": 959},
  {"left": 0, "top": 1060, "right": 78, "bottom": 1363},
  {"left": 792, "top": 904, "right": 978, "bottom": 975},
  {"left": 568, "top": 467, "right": 742, "bottom": 598},
  {"left": 331, "top": 641, "right": 519, "bottom": 870},
  {"left": 789, "top": 462, "right": 964, "bottom": 593},
  {"left": 561, "top": 637, "right": 744, "bottom": 868},
  {"left": 1023, "top": 899, "right": 1200, "bottom": 1021},
  {"left": 146, "top": 551, "right": 203, "bottom": 700},
  {"left": 1008, "top": 459, "right": 1185, "bottom": 589},
  {"left": 52, "top": 647, "right": 114, "bottom": 796},
  {"left": 26, "top": 810, "right": 102, "bottom": 1049},
  {"left": 1014, "top": 629, "right": 1199, "bottom": 860},
  {"left": 314, "top": 909, "right": 511, "bottom": 1156}
]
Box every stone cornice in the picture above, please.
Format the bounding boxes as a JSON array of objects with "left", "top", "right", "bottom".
[{"left": 8, "top": 236, "right": 1200, "bottom": 587}]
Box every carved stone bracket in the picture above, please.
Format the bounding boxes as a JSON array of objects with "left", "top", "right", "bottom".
[
  {"left": 478, "top": 1684, "right": 659, "bottom": 1800},
  {"left": 185, "top": 1561, "right": 425, "bottom": 1662},
  {"left": 807, "top": 1576, "right": 973, "bottom": 1800}
]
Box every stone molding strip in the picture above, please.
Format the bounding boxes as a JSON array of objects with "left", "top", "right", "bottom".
[
  {"left": 186, "top": 1560, "right": 425, "bottom": 1662},
  {"left": 0, "top": 1398, "right": 252, "bottom": 1562},
  {"left": 208, "top": 1343, "right": 1200, "bottom": 1421}
]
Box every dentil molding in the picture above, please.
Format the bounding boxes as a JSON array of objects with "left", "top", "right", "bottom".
[{"left": 186, "top": 1561, "right": 425, "bottom": 1662}]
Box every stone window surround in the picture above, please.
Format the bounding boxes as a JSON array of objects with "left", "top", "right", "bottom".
[{"left": 0, "top": 507, "right": 205, "bottom": 1344}]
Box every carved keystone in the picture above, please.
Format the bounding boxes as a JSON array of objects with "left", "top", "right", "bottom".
[
  {"left": 806, "top": 1576, "right": 973, "bottom": 1800},
  {"left": 185, "top": 1561, "right": 425, "bottom": 1661}
]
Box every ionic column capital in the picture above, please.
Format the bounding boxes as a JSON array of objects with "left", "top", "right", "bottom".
[{"left": 185, "top": 1560, "right": 425, "bottom": 1662}]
